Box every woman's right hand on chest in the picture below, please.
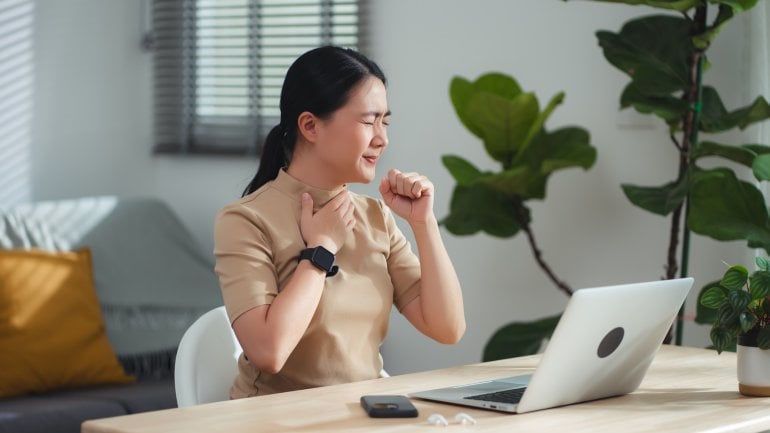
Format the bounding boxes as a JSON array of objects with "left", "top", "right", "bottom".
[{"left": 299, "top": 190, "right": 356, "bottom": 254}]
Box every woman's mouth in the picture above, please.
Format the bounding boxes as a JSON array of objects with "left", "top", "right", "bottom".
[{"left": 363, "top": 155, "right": 378, "bottom": 165}]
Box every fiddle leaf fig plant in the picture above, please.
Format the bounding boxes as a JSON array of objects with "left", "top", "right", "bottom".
[
  {"left": 699, "top": 257, "right": 770, "bottom": 354},
  {"left": 442, "top": 72, "right": 596, "bottom": 360},
  {"left": 564, "top": 0, "right": 770, "bottom": 345}
]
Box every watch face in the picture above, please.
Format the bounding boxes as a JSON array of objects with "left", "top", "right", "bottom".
[{"left": 312, "top": 247, "right": 334, "bottom": 271}]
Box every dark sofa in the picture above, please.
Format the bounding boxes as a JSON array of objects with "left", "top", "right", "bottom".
[
  {"left": 0, "top": 196, "right": 222, "bottom": 433},
  {"left": 0, "top": 378, "right": 175, "bottom": 433}
]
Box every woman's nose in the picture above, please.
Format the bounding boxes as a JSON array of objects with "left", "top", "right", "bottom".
[{"left": 373, "top": 125, "right": 388, "bottom": 148}]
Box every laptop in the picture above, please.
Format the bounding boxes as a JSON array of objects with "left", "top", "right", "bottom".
[{"left": 410, "top": 277, "right": 694, "bottom": 414}]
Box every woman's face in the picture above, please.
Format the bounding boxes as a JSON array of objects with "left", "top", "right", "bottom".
[{"left": 314, "top": 76, "right": 389, "bottom": 186}]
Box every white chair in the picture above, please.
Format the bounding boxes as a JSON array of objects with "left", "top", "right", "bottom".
[
  {"left": 174, "top": 306, "right": 242, "bottom": 407},
  {"left": 174, "top": 306, "right": 391, "bottom": 407}
]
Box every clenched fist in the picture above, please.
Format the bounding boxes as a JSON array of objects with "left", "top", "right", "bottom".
[{"left": 379, "top": 168, "right": 435, "bottom": 224}]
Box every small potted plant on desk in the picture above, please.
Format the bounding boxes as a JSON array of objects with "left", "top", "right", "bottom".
[{"left": 700, "top": 257, "right": 770, "bottom": 396}]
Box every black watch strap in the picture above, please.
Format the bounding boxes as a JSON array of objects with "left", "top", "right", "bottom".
[{"left": 298, "top": 246, "right": 339, "bottom": 277}]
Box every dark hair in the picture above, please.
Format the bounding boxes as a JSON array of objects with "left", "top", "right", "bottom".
[{"left": 242, "top": 46, "right": 387, "bottom": 196}]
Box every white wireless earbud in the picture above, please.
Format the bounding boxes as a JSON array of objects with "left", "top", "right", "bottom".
[
  {"left": 427, "top": 412, "right": 477, "bottom": 426},
  {"left": 427, "top": 413, "right": 449, "bottom": 426},
  {"left": 454, "top": 412, "right": 477, "bottom": 425}
]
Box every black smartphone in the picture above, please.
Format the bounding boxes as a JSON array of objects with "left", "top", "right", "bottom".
[{"left": 360, "top": 395, "right": 419, "bottom": 418}]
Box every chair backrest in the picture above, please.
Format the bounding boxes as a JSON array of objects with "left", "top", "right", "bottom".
[{"left": 175, "top": 306, "right": 242, "bottom": 407}]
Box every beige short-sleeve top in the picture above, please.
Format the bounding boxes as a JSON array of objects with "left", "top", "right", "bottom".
[{"left": 213, "top": 169, "right": 422, "bottom": 397}]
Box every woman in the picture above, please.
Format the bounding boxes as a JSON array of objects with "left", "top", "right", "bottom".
[{"left": 213, "top": 46, "right": 465, "bottom": 398}]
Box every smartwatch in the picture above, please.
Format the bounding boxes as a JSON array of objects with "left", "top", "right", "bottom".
[{"left": 298, "top": 246, "right": 339, "bottom": 277}]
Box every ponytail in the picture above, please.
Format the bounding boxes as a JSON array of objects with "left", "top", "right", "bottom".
[{"left": 242, "top": 124, "right": 290, "bottom": 196}]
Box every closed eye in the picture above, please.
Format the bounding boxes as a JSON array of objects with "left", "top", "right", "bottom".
[
  {"left": 361, "top": 110, "right": 391, "bottom": 126},
  {"left": 361, "top": 120, "right": 388, "bottom": 126}
]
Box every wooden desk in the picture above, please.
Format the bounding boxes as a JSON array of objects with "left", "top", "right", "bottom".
[{"left": 82, "top": 346, "right": 770, "bottom": 433}]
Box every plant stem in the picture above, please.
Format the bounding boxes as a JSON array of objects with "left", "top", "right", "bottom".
[
  {"left": 672, "top": 5, "right": 707, "bottom": 345},
  {"left": 668, "top": 6, "right": 706, "bottom": 281},
  {"left": 665, "top": 205, "right": 683, "bottom": 280},
  {"left": 511, "top": 198, "right": 573, "bottom": 297}
]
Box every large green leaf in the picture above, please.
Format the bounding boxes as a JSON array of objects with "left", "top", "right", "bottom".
[
  {"left": 700, "top": 86, "right": 770, "bottom": 132},
  {"left": 696, "top": 280, "right": 725, "bottom": 325},
  {"left": 442, "top": 183, "right": 524, "bottom": 238},
  {"left": 757, "top": 256, "right": 770, "bottom": 272},
  {"left": 522, "top": 127, "right": 597, "bottom": 174},
  {"left": 717, "top": 302, "right": 740, "bottom": 327},
  {"left": 728, "top": 288, "right": 751, "bottom": 311},
  {"left": 516, "top": 92, "right": 565, "bottom": 160},
  {"left": 688, "top": 168, "right": 770, "bottom": 253},
  {"left": 721, "top": 265, "right": 749, "bottom": 289},
  {"left": 693, "top": 141, "right": 757, "bottom": 167},
  {"left": 474, "top": 72, "right": 523, "bottom": 99},
  {"left": 563, "top": 0, "right": 698, "bottom": 11},
  {"left": 563, "top": 0, "right": 758, "bottom": 12},
  {"left": 708, "top": 0, "right": 760, "bottom": 12},
  {"left": 749, "top": 271, "right": 770, "bottom": 299},
  {"left": 597, "top": 15, "right": 691, "bottom": 96},
  {"left": 621, "top": 176, "right": 688, "bottom": 216},
  {"left": 479, "top": 167, "right": 548, "bottom": 200},
  {"left": 753, "top": 154, "right": 770, "bottom": 181},
  {"left": 465, "top": 92, "right": 539, "bottom": 163},
  {"left": 449, "top": 77, "right": 482, "bottom": 139},
  {"left": 449, "top": 73, "right": 525, "bottom": 144},
  {"left": 476, "top": 127, "right": 596, "bottom": 200},
  {"left": 743, "top": 144, "right": 770, "bottom": 156},
  {"left": 441, "top": 155, "right": 483, "bottom": 186},
  {"left": 710, "top": 326, "right": 734, "bottom": 354},
  {"left": 620, "top": 82, "right": 689, "bottom": 123},
  {"left": 700, "top": 284, "right": 727, "bottom": 310},
  {"left": 739, "top": 311, "right": 758, "bottom": 333},
  {"left": 693, "top": 141, "right": 770, "bottom": 181},
  {"left": 483, "top": 314, "right": 561, "bottom": 361}
]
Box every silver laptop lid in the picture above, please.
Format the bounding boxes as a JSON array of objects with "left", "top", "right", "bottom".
[{"left": 516, "top": 277, "right": 693, "bottom": 413}]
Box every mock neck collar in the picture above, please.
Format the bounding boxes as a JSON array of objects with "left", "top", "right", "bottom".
[{"left": 273, "top": 169, "right": 346, "bottom": 209}]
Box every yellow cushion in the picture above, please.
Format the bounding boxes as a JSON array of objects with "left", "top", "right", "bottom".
[{"left": 0, "top": 248, "right": 133, "bottom": 398}]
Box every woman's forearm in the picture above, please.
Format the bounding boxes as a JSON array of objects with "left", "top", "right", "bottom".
[
  {"left": 233, "top": 262, "right": 326, "bottom": 373},
  {"left": 408, "top": 215, "right": 466, "bottom": 344}
]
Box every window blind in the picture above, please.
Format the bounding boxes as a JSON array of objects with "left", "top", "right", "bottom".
[{"left": 151, "top": 0, "right": 361, "bottom": 155}]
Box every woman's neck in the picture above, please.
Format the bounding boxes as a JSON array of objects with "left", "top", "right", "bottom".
[{"left": 286, "top": 156, "right": 344, "bottom": 191}]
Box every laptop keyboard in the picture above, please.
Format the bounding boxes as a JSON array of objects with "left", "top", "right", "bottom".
[{"left": 465, "top": 387, "right": 526, "bottom": 404}]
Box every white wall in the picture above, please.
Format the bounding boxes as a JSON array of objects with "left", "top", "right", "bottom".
[{"left": 20, "top": 0, "right": 766, "bottom": 375}]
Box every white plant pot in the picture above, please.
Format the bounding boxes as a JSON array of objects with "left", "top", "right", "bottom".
[{"left": 737, "top": 344, "right": 770, "bottom": 397}]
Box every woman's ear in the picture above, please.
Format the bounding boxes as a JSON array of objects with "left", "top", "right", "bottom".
[{"left": 297, "top": 111, "right": 319, "bottom": 143}]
